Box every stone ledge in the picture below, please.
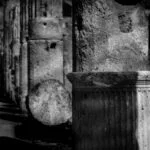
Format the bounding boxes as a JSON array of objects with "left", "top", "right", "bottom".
[{"left": 67, "top": 71, "right": 150, "bottom": 88}]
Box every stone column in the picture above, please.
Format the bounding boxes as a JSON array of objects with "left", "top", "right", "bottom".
[
  {"left": 19, "top": 0, "right": 29, "bottom": 111},
  {"left": 28, "top": 0, "right": 63, "bottom": 89},
  {"left": 3, "top": 0, "right": 10, "bottom": 95},
  {"left": 27, "top": 0, "right": 72, "bottom": 125},
  {"left": 3, "top": 0, "right": 20, "bottom": 101}
]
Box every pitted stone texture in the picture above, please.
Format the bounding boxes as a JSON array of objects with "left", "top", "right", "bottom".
[
  {"left": 29, "top": 79, "right": 72, "bottom": 126},
  {"left": 29, "top": 17, "right": 62, "bottom": 40},
  {"left": 118, "top": 12, "right": 133, "bottom": 33},
  {"left": 74, "top": 0, "right": 149, "bottom": 72},
  {"left": 75, "top": 0, "right": 111, "bottom": 71},
  {"left": 29, "top": 40, "right": 63, "bottom": 89}
]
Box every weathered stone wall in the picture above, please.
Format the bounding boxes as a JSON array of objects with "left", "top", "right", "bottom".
[
  {"left": 3, "top": 0, "right": 20, "bottom": 101},
  {"left": 74, "top": 0, "right": 149, "bottom": 72}
]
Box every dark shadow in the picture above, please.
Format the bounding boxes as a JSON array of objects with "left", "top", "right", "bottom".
[
  {"left": 14, "top": 119, "right": 72, "bottom": 148},
  {"left": 63, "top": 0, "right": 72, "bottom": 17},
  {"left": 68, "top": 72, "right": 139, "bottom": 150},
  {"left": 148, "top": 16, "right": 150, "bottom": 69},
  {"left": 0, "top": 97, "right": 72, "bottom": 149},
  {"left": 115, "top": 0, "right": 142, "bottom": 5},
  {"left": 0, "top": 136, "right": 72, "bottom": 150}
]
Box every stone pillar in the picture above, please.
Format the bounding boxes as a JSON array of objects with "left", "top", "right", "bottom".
[
  {"left": 0, "top": 5, "right": 4, "bottom": 94},
  {"left": 3, "top": 0, "right": 10, "bottom": 95},
  {"left": 68, "top": 71, "right": 150, "bottom": 150},
  {"left": 19, "top": 0, "right": 29, "bottom": 111},
  {"left": 3, "top": 0, "right": 20, "bottom": 101},
  {"left": 11, "top": 5, "right": 20, "bottom": 102},
  {"left": 27, "top": 0, "right": 72, "bottom": 125},
  {"left": 28, "top": 0, "right": 63, "bottom": 89},
  {"left": 73, "top": 0, "right": 109, "bottom": 72}
]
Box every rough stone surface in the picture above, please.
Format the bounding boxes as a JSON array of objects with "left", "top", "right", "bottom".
[
  {"left": 118, "top": 12, "right": 133, "bottom": 33},
  {"left": 29, "top": 17, "right": 62, "bottom": 40},
  {"left": 29, "top": 79, "right": 72, "bottom": 126},
  {"left": 63, "top": 18, "right": 72, "bottom": 93},
  {"left": 29, "top": 40, "right": 63, "bottom": 89},
  {"left": 32, "top": 0, "right": 62, "bottom": 18},
  {"left": 74, "top": 0, "right": 149, "bottom": 72},
  {"left": 67, "top": 71, "right": 150, "bottom": 88},
  {"left": 3, "top": 0, "right": 21, "bottom": 101}
]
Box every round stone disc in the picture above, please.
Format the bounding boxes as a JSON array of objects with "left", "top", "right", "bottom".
[{"left": 28, "top": 79, "right": 72, "bottom": 126}]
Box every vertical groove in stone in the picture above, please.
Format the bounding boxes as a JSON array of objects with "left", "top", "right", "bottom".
[
  {"left": 137, "top": 89, "right": 141, "bottom": 150},
  {"left": 114, "top": 90, "right": 118, "bottom": 149},
  {"left": 103, "top": 90, "right": 107, "bottom": 149},
  {"left": 131, "top": 89, "right": 134, "bottom": 150},
  {"left": 3, "top": 1, "right": 9, "bottom": 94},
  {"left": 3, "top": 0, "right": 21, "bottom": 100},
  {"left": 102, "top": 90, "right": 106, "bottom": 149},
  {"left": 147, "top": 90, "right": 150, "bottom": 149},
  {"left": 141, "top": 90, "right": 145, "bottom": 150},
  {"left": 20, "top": 0, "right": 28, "bottom": 41},
  {"left": 119, "top": 89, "right": 123, "bottom": 149},
  {"left": 146, "top": 89, "right": 150, "bottom": 149},
  {"left": 143, "top": 90, "right": 148, "bottom": 150},
  {"left": 110, "top": 90, "right": 114, "bottom": 148},
  {"left": 126, "top": 89, "right": 130, "bottom": 150},
  {"left": 133, "top": 89, "right": 137, "bottom": 150},
  {"left": 35, "top": 0, "right": 37, "bottom": 18},
  {"left": 20, "top": 0, "right": 29, "bottom": 111}
]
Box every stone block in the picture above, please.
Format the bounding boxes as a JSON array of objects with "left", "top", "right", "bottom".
[
  {"left": 68, "top": 71, "right": 150, "bottom": 150},
  {"left": 29, "top": 17, "right": 62, "bottom": 40},
  {"left": 29, "top": 40, "right": 63, "bottom": 89}
]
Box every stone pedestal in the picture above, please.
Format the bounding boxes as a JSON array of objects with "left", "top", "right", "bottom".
[{"left": 68, "top": 71, "right": 150, "bottom": 150}]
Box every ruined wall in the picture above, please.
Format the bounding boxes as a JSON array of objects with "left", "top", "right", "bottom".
[
  {"left": 74, "top": 0, "right": 149, "bottom": 72},
  {"left": 2, "top": 0, "right": 72, "bottom": 124},
  {"left": 3, "top": 0, "right": 20, "bottom": 101}
]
